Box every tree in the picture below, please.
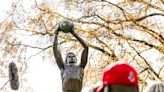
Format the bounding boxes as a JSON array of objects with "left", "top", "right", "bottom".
[{"left": 0, "top": 0, "right": 163, "bottom": 91}]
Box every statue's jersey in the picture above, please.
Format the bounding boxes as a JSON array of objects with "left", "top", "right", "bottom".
[{"left": 61, "top": 64, "right": 84, "bottom": 92}]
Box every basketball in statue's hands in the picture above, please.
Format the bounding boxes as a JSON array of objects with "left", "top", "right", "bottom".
[{"left": 59, "top": 20, "right": 74, "bottom": 33}]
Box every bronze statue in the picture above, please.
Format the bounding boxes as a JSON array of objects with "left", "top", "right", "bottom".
[{"left": 53, "top": 20, "right": 89, "bottom": 92}]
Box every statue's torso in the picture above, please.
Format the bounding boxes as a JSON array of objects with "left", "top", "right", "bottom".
[{"left": 61, "top": 64, "right": 84, "bottom": 92}]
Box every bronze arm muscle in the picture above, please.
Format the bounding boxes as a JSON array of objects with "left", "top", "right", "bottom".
[
  {"left": 71, "top": 31, "right": 89, "bottom": 68},
  {"left": 53, "top": 26, "right": 64, "bottom": 69}
]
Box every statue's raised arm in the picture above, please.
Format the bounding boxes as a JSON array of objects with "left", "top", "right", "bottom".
[
  {"left": 71, "top": 30, "right": 89, "bottom": 68},
  {"left": 53, "top": 25, "right": 64, "bottom": 69}
]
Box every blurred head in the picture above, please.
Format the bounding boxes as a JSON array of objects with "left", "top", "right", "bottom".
[
  {"left": 144, "top": 82, "right": 164, "bottom": 92},
  {"left": 65, "top": 52, "right": 77, "bottom": 64},
  {"left": 96, "top": 63, "right": 138, "bottom": 92}
]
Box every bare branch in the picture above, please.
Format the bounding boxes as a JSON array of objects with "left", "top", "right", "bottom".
[
  {"left": 11, "top": 43, "right": 52, "bottom": 50},
  {"left": 141, "top": 0, "right": 164, "bottom": 12},
  {"left": 0, "top": 80, "right": 10, "bottom": 90},
  {"left": 135, "top": 13, "right": 164, "bottom": 22},
  {"left": 88, "top": 43, "right": 116, "bottom": 59},
  {"left": 134, "top": 22, "right": 164, "bottom": 45},
  {"left": 161, "top": 0, "right": 164, "bottom": 5},
  {"left": 158, "top": 64, "right": 164, "bottom": 76},
  {"left": 127, "top": 41, "right": 163, "bottom": 81},
  {"left": 105, "top": 25, "right": 164, "bottom": 53},
  {"left": 92, "top": 0, "right": 128, "bottom": 20}
]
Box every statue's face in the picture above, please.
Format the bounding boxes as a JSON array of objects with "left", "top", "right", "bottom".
[{"left": 66, "top": 52, "right": 77, "bottom": 64}]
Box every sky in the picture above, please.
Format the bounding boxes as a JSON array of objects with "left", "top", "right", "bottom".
[
  {"left": 0, "top": 0, "right": 11, "bottom": 22},
  {"left": 26, "top": 56, "right": 62, "bottom": 92}
]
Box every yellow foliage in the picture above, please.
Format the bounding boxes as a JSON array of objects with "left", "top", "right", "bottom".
[
  {"left": 1, "top": 22, "right": 15, "bottom": 31},
  {"left": 44, "top": 7, "right": 52, "bottom": 13}
]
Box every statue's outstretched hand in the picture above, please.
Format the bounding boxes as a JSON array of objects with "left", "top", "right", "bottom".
[{"left": 70, "top": 28, "right": 75, "bottom": 34}]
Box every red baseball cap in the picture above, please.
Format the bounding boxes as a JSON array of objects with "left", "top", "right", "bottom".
[{"left": 96, "top": 63, "right": 138, "bottom": 92}]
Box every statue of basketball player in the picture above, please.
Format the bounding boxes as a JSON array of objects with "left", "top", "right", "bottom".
[{"left": 53, "top": 21, "right": 89, "bottom": 92}]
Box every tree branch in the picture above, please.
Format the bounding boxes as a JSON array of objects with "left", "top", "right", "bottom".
[
  {"left": 105, "top": 25, "right": 164, "bottom": 53},
  {"left": 127, "top": 41, "right": 163, "bottom": 81},
  {"left": 88, "top": 43, "right": 116, "bottom": 59},
  {"left": 0, "top": 80, "right": 10, "bottom": 90},
  {"left": 135, "top": 13, "right": 164, "bottom": 22},
  {"left": 158, "top": 64, "right": 164, "bottom": 76},
  {"left": 141, "top": 0, "right": 164, "bottom": 12},
  {"left": 134, "top": 23, "right": 164, "bottom": 46},
  {"left": 11, "top": 43, "right": 52, "bottom": 50},
  {"left": 161, "top": 0, "right": 164, "bottom": 5},
  {"left": 93, "top": 0, "right": 128, "bottom": 20}
]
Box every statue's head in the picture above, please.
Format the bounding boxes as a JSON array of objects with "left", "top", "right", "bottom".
[{"left": 65, "top": 52, "right": 77, "bottom": 64}]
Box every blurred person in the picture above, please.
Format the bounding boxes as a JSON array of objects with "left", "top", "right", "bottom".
[
  {"left": 144, "top": 82, "right": 164, "bottom": 92},
  {"left": 96, "top": 63, "right": 139, "bottom": 92}
]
